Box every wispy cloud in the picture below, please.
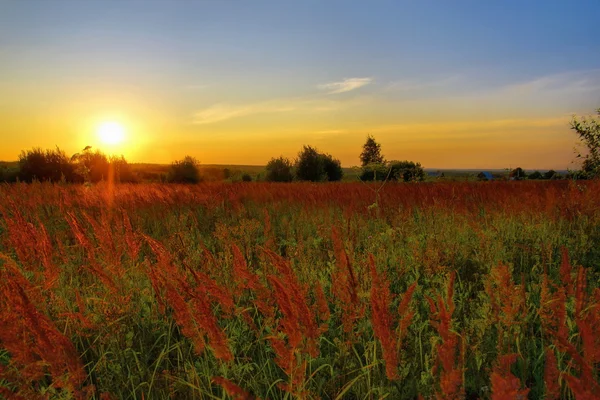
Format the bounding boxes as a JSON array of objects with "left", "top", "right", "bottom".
[
  {"left": 501, "top": 69, "right": 600, "bottom": 95},
  {"left": 192, "top": 96, "right": 366, "bottom": 124},
  {"left": 318, "top": 77, "right": 373, "bottom": 94},
  {"left": 193, "top": 101, "right": 295, "bottom": 124}
]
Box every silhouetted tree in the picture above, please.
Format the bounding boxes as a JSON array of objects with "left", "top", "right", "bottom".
[
  {"left": 360, "top": 135, "right": 384, "bottom": 167},
  {"left": 168, "top": 156, "right": 201, "bottom": 183},
  {"left": 571, "top": 108, "right": 600, "bottom": 178},
  {"left": 320, "top": 153, "right": 344, "bottom": 181},
  {"left": 509, "top": 167, "right": 527, "bottom": 180},
  {"left": 389, "top": 160, "right": 425, "bottom": 182},
  {"left": 241, "top": 173, "right": 252, "bottom": 182},
  {"left": 18, "top": 147, "right": 77, "bottom": 182},
  {"left": 543, "top": 170, "right": 558, "bottom": 180},
  {"left": 295, "top": 146, "right": 325, "bottom": 182},
  {"left": 265, "top": 156, "right": 294, "bottom": 182},
  {"left": 360, "top": 162, "right": 390, "bottom": 181},
  {"left": 0, "top": 164, "right": 19, "bottom": 182},
  {"left": 528, "top": 171, "right": 543, "bottom": 180}
]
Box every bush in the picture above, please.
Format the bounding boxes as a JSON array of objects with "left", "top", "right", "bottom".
[
  {"left": 295, "top": 146, "right": 343, "bottom": 182},
  {"left": 167, "top": 156, "right": 201, "bottom": 183},
  {"left": 0, "top": 164, "right": 19, "bottom": 183},
  {"left": 110, "top": 156, "right": 137, "bottom": 183},
  {"left": 295, "top": 146, "right": 325, "bottom": 182},
  {"left": 360, "top": 162, "right": 390, "bottom": 181},
  {"left": 543, "top": 170, "right": 558, "bottom": 180},
  {"left": 509, "top": 167, "right": 527, "bottom": 181},
  {"left": 18, "top": 147, "right": 78, "bottom": 182},
  {"left": 528, "top": 171, "right": 543, "bottom": 180},
  {"left": 320, "top": 153, "right": 343, "bottom": 181},
  {"left": 241, "top": 173, "right": 253, "bottom": 182},
  {"left": 265, "top": 157, "right": 294, "bottom": 182},
  {"left": 389, "top": 160, "right": 425, "bottom": 182}
]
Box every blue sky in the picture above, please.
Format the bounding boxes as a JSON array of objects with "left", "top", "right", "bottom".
[{"left": 1, "top": 0, "right": 599, "bottom": 168}]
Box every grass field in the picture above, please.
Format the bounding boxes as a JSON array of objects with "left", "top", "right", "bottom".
[{"left": 0, "top": 181, "right": 599, "bottom": 399}]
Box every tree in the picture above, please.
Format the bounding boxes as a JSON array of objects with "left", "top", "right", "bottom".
[
  {"left": 265, "top": 157, "right": 294, "bottom": 182},
  {"left": 360, "top": 162, "right": 390, "bottom": 181},
  {"left": 509, "top": 167, "right": 527, "bottom": 180},
  {"left": 320, "top": 153, "right": 343, "bottom": 181},
  {"left": 360, "top": 135, "right": 384, "bottom": 167},
  {"left": 571, "top": 108, "right": 600, "bottom": 178},
  {"left": 241, "top": 173, "right": 253, "bottom": 182},
  {"left": 168, "top": 156, "right": 201, "bottom": 183},
  {"left": 528, "top": 171, "right": 543, "bottom": 180},
  {"left": 543, "top": 170, "right": 558, "bottom": 180},
  {"left": 388, "top": 160, "right": 425, "bottom": 182},
  {"left": 18, "top": 147, "right": 77, "bottom": 182},
  {"left": 295, "top": 146, "right": 325, "bottom": 182}
]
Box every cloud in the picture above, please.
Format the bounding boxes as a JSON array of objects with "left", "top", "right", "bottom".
[
  {"left": 501, "top": 69, "right": 600, "bottom": 95},
  {"left": 192, "top": 96, "right": 367, "bottom": 124},
  {"left": 193, "top": 101, "right": 295, "bottom": 124},
  {"left": 317, "top": 77, "right": 373, "bottom": 94}
]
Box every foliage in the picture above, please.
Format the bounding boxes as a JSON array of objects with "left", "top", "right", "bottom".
[
  {"left": 167, "top": 156, "right": 201, "bottom": 183},
  {"left": 359, "top": 162, "right": 390, "bottom": 181},
  {"left": 509, "top": 167, "right": 527, "bottom": 180},
  {"left": 295, "top": 145, "right": 325, "bottom": 182},
  {"left": 265, "top": 156, "right": 294, "bottom": 182},
  {"left": 388, "top": 160, "right": 425, "bottom": 182},
  {"left": 571, "top": 108, "right": 600, "bottom": 178},
  {"left": 543, "top": 170, "right": 558, "bottom": 180},
  {"left": 0, "top": 164, "right": 19, "bottom": 183},
  {"left": 18, "top": 147, "right": 78, "bottom": 182},
  {"left": 320, "top": 153, "right": 343, "bottom": 182},
  {"left": 528, "top": 171, "right": 543, "bottom": 180},
  {"left": 241, "top": 173, "right": 252, "bottom": 182},
  {"left": 294, "top": 146, "right": 342, "bottom": 182},
  {"left": 360, "top": 135, "right": 384, "bottom": 167}
]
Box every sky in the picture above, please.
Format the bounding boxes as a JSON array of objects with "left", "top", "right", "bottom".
[{"left": 1, "top": 0, "right": 599, "bottom": 169}]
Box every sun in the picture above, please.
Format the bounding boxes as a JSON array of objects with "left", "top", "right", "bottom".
[{"left": 97, "top": 121, "right": 125, "bottom": 145}]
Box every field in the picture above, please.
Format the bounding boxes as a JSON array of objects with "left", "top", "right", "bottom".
[{"left": 0, "top": 181, "right": 599, "bottom": 399}]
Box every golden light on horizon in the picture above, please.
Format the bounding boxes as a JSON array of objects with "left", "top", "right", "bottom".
[{"left": 97, "top": 121, "right": 125, "bottom": 145}]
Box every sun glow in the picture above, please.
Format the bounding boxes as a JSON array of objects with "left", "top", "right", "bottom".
[{"left": 97, "top": 121, "right": 125, "bottom": 145}]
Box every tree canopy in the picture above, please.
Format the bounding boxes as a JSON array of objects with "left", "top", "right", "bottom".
[{"left": 359, "top": 135, "right": 384, "bottom": 167}]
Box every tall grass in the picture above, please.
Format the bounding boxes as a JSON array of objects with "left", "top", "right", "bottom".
[{"left": 0, "top": 180, "right": 599, "bottom": 399}]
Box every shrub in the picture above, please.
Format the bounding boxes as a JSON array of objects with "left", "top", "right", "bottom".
[
  {"left": 167, "top": 156, "right": 201, "bottom": 183},
  {"left": 360, "top": 162, "right": 390, "bottom": 181},
  {"left": 265, "top": 157, "right": 294, "bottom": 182},
  {"left": 241, "top": 173, "right": 253, "bottom": 182},
  {"left": 0, "top": 164, "right": 19, "bottom": 183},
  {"left": 320, "top": 153, "right": 343, "bottom": 181},
  {"left": 295, "top": 146, "right": 343, "bottom": 182},
  {"left": 389, "top": 160, "right": 425, "bottom": 182},
  {"left": 110, "top": 156, "right": 137, "bottom": 183},
  {"left": 528, "top": 171, "right": 543, "bottom": 180},
  {"left": 295, "top": 146, "right": 325, "bottom": 182},
  {"left": 18, "top": 147, "right": 78, "bottom": 182}
]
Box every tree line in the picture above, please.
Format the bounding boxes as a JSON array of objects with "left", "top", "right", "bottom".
[
  {"left": 264, "top": 137, "right": 425, "bottom": 183},
  {"left": 1, "top": 107, "right": 598, "bottom": 184}
]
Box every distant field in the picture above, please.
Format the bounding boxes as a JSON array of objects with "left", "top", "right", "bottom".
[{"left": 1, "top": 180, "right": 599, "bottom": 398}]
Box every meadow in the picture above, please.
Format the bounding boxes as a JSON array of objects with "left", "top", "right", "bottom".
[{"left": 0, "top": 180, "right": 599, "bottom": 399}]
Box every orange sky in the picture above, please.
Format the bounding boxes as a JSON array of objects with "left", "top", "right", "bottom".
[{"left": 1, "top": 2, "right": 599, "bottom": 170}]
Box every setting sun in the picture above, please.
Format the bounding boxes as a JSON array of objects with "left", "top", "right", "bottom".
[{"left": 97, "top": 121, "right": 125, "bottom": 145}]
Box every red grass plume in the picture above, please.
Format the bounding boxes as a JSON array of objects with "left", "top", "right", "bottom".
[
  {"left": 427, "top": 271, "right": 464, "bottom": 399},
  {"left": 0, "top": 260, "right": 89, "bottom": 397},
  {"left": 331, "top": 226, "right": 365, "bottom": 339},
  {"left": 212, "top": 377, "right": 258, "bottom": 400},
  {"left": 369, "top": 254, "right": 416, "bottom": 381}
]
